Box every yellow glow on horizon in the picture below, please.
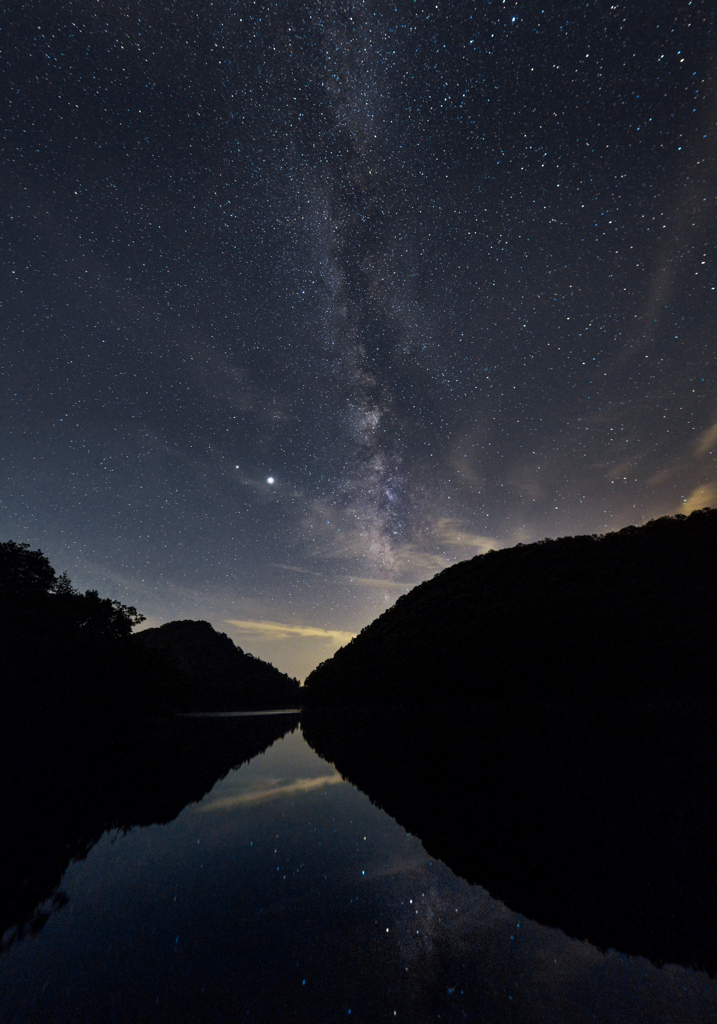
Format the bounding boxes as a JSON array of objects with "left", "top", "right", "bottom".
[
  {"left": 224, "top": 618, "right": 355, "bottom": 645},
  {"left": 681, "top": 484, "right": 717, "bottom": 514}
]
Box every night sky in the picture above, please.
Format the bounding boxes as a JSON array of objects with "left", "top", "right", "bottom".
[{"left": 2, "top": 1, "right": 716, "bottom": 678}]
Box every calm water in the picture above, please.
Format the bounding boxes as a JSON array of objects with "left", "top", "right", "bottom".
[{"left": 2, "top": 715, "right": 717, "bottom": 1023}]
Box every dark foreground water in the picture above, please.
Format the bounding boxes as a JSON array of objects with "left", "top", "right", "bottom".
[{"left": 2, "top": 707, "right": 717, "bottom": 1022}]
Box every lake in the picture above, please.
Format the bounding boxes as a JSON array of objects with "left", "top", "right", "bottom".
[{"left": 2, "top": 707, "right": 717, "bottom": 1022}]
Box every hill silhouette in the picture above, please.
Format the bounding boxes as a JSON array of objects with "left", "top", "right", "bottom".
[
  {"left": 302, "top": 702, "right": 717, "bottom": 974},
  {"left": 304, "top": 507, "right": 717, "bottom": 705},
  {"left": 1, "top": 541, "right": 301, "bottom": 714},
  {"left": 134, "top": 620, "right": 301, "bottom": 710},
  {"left": 0, "top": 711, "right": 297, "bottom": 951}
]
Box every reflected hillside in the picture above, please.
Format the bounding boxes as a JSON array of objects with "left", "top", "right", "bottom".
[
  {"left": 0, "top": 712, "right": 297, "bottom": 950},
  {"left": 302, "top": 702, "right": 717, "bottom": 974}
]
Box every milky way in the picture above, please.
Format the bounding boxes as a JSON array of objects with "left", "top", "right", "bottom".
[{"left": 2, "top": 1, "right": 716, "bottom": 676}]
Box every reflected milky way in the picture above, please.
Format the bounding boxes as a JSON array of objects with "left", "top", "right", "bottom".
[
  {"left": 2, "top": 724, "right": 717, "bottom": 1023},
  {"left": 1, "top": 1, "right": 715, "bottom": 675}
]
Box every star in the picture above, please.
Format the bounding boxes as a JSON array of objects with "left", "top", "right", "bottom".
[{"left": 2, "top": 0, "right": 712, "bottom": 684}]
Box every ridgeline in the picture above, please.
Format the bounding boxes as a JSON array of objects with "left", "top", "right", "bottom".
[
  {"left": 0, "top": 541, "right": 300, "bottom": 715},
  {"left": 134, "top": 619, "right": 301, "bottom": 710},
  {"left": 304, "top": 508, "right": 717, "bottom": 705}
]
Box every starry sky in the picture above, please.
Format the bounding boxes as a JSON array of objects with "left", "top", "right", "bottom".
[{"left": 2, "top": 0, "right": 716, "bottom": 679}]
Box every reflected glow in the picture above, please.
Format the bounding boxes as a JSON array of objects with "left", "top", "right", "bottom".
[{"left": 199, "top": 773, "right": 344, "bottom": 810}]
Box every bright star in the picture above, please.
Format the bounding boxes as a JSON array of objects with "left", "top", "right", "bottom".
[{"left": 267, "top": 476, "right": 275, "bottom": 484}]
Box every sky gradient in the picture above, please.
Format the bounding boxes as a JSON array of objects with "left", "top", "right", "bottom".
[{"left": 2, "top": 0, "right": 716, "bottom": 678}]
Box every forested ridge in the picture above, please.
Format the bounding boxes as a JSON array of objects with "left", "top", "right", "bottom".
[
  {"left": 134, "top": 619, "right": 301, "bottom": 710},
  {"left": 0, "top": 540, "right": 153, "bottom": 715},
  {"left": 0, "top": 541, "right": 299, "bottom": 714},
  {"left": 304, "top": 508, "right": 717, "bottom": 705}
]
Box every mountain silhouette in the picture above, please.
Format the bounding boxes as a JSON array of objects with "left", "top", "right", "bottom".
[
  {"left": 134, "top": 620, "right": 301, "bottom": 710},
  {"left": 304, "top": 507, "right": 717, "bottom": 705}
]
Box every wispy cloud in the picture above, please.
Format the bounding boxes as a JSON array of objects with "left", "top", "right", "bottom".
[
  {"left": 272, "top": 561, "right": 411, "bottom": 591},
  {"left": 434, "top": 518, "right": 499, "bottom": 554},
  {"left": 680, "top": 483, "right": 717, "bottom": 514},
  {"left": 394, "top": 543, "right": 452, "bottom": 575},
  {"left": 695, "top": 423, "right": 717, "bottom": 458},
  {"left": 224, "top": 619, "right": 355, "bottom": 645},
  {"left": 271, "top": 564, "right": 325, "bottom": 577},
  {"left": 199, "top": 773, "right": 344, "bottom": 811},
  {"left": 339, "top": 574, "right": 409, "bottom": 590}
]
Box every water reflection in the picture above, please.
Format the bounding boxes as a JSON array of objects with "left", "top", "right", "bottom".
[
  {"left": 199, "top": 772, "right": 344, "bottom": 810},
  {"left": 0, "top": 710, "right": 297, "bottom": 949},
  {"left": 1, "top": 709, "right": 717, "bottom": 1022},
  {"left": 303, "top": 702, "right": 717, "bottom": 975}
]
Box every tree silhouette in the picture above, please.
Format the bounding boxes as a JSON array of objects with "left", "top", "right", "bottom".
[
  {"left": 0, "top": 540, "right": 57, "bottom": 598},
  {"left": 1, "top": 540, "right": 147, "bottom": 714},
  {"left": 1, "top": 540, "right": 298, "bottom": 714}
]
